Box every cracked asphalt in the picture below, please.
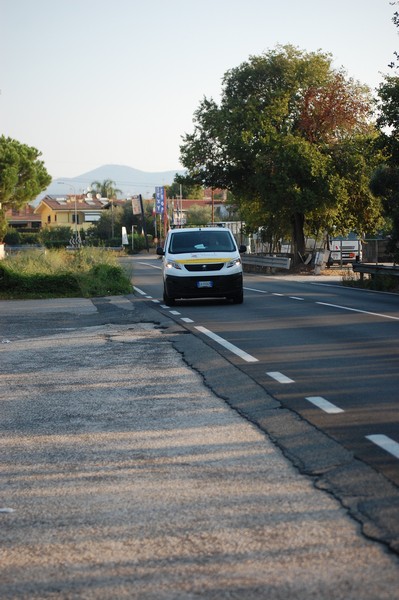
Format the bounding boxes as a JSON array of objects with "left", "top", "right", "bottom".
[{"left": 1, "top": 295, "right": 399, "bottom": 599}]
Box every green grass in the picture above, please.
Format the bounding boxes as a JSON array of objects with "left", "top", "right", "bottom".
[{"left": 0, "top": 247, "right": 133, "bottom": 299}]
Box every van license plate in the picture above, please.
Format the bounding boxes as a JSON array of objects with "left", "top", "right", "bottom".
[{"left": 197, "top": 281, "right": 213, "bottom": 288}]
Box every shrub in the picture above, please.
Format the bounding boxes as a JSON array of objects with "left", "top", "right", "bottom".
[
  {"left": 20, "top": 232, "right": 40, "bottom": 245},
  {"left": 0, "top": 247, "right": 133, "bottom": 298},
  {"left": 39, "top": 226, "right": 73, "bottom": 248},
  {"left": 4, "top": 228, "right": 21, "bottom": 245},
  {"left": 76, "top": 263, "right": 132, "bottom": 297}
]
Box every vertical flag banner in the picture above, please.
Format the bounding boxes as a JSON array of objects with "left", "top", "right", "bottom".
[
  {"left": 131, "top": 196, "right": 141, "bottom": 215},
  {"left": 155, "top": 186, "right": 165, "bottom": 215},
  {"left": 138, "top": 194, "right": 149, "bottom": 252}
]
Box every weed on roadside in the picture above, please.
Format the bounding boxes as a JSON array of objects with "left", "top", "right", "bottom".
[{"left": 0, "top": 248, "right": 133, "bottom": 299}]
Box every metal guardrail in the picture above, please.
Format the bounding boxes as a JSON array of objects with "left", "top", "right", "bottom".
[
  {"left": 353, "top": 263, "right": 399, "bottom": 278},
  {"left": 4, "top": 245, "right": 46, "bottom": 254},
  {"left": 242, "top": 255, "right": 291, "bottom": 271}
]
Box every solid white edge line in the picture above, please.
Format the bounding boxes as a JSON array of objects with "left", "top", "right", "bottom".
[
  {"left": 366, "top": 434, "right": 399, "bottom": 459},
  {"left": 305, "top": 396, "right": 344, "bottom": 414},
  {"left": 137, "top": 262, "right": 162, "bottom": 270},
  {"left": 195, "top": 326, "right": 259, "bottom": 363},
  {"left": 316, "top": 301, "right": 399, "bottom": 321},
  {"left": 267, "top": 371, "right": 295, "bottom": 384}
]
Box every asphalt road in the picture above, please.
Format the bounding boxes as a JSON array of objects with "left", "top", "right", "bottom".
[
  {"left": 131, "top": 256, "right": 399, "bottom": 480},
  {"left": 130, "top": 255, "right": 399, "bottom": 549},
  {"left": 1, "top": 269, "right": 399, "bottom": 598}
]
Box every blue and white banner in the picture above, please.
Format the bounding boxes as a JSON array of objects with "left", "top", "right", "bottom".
[{"left": 155, "top": 186, "right": 165, "bottom": 215}]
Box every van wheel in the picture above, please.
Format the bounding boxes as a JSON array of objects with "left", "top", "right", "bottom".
[
  {"left": 163, "top": 288, "right": 175, "bottom": 306},
  {"left": 231, "top": 290, "right": 244, "bottom": 304}
]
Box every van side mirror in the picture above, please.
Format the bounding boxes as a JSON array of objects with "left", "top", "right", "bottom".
[
  {"left": 239, "top": 245, "right": 247, "bottom": 253},
  {"left": 156, "top": 246, "right": 165, "bottom": 256}
]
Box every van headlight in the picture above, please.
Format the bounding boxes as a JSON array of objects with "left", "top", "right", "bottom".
[
  {"left": 165, "top": 260, "right": 182, "bottom": 270},
  {"left": 226, "top": 257, "right": 241, "bottom": 268}
]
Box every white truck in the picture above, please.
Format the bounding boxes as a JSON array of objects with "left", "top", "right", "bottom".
[{"left": 328, "top": 234, "right": 362, "bottom": 265}]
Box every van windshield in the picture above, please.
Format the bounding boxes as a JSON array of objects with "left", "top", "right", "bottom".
[{"left": 169, "top": 230, "right": 236, "bottom": 254}]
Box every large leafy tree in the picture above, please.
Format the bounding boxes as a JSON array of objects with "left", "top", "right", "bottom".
[
  {"left": 372, "top": 80, "right": 399, "bottom": 258},
  {"left": 0, "top": 136, "right": 51, "bottom": 242},
  {"left": 180, "top": 45, "right": 377, "bottom": 258},
  {"left": 369, "top": 6, "right": 399, "bottom": 261}
]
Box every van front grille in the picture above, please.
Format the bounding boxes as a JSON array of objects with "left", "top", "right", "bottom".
[{"left": 184, "top": 263, "right": 224, "bottom": 272}]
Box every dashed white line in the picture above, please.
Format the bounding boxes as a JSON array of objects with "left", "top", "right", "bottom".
[
  {"left": 181, "top": 317, "right": 194, "bottom": 323},
  {"left": 305, "top": 396, "right": 344, "bottom": 414},
  {"left": 134, "top": 286, "right": 147, "bottom": 296},
  {"left": 366, "top": 434, "right": 399, "bottom": 459},
  {"left": 244, "top": 287, "right": 269, "bottom": 294},
  {"left": 267, "top": 371, "right": 295, "bottom": 384},
  {"left": 169, "top": 310, "right": 181, "bottom": 315},
  {"left": 290, "top": 296, "right": 304, "bottom": 301},
  {"left": 195, "top": 326, "right": 259, "bottom": 363}
]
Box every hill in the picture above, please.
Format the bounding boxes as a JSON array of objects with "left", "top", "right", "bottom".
[{"left": 36, "top": 164, "right": 184, "bottom": 202}]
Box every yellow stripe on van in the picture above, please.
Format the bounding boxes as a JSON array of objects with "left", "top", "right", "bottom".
[{"left": 174, "top": 257, "right": 231, "bottom": 264}]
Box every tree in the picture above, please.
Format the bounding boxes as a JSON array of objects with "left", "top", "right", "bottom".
[
  {"left": 89, "top": 206, "right": 124, "bottom": 241},
  {"left": 186, "top": 204, "right": 212, "bottom": 225},
  {"left": 372, "top": 76, "right": 399, "bottom": 259},
  {"left": 90, "top": 179, "right": 122, "bottom": 199},
  {"left": 0, "top": 136, "right": 51, "bottom": 242},
  {"left": 388, "top": 1, "right": 399, "bottom": 71},
  {"left": 369, "top": 5, "right": 399, "bottom": 260},
  {"left": 89, "top": 179, "right": 122, "bottom": 238},
  {"left": 180, "top": 45, "right": 377, "bottom": 259},
  {"left": 166, "top": 173, "right": 203, "bottom": 200}
]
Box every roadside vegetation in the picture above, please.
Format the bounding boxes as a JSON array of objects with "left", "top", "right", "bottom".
[
  {"left": 0, "top": 247, "right": 133, "bottom": 299},
  {"left": 342, "top": 270, "right": 399, "bottom": 292}
]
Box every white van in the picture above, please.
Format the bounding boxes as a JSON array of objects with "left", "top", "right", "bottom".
[{"left": 156, "top": 227, "right": 246, "bottom": 305}]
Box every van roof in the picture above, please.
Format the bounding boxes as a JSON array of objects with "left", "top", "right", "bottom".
[{"left": 169, "top": 226, "right": 227, "bottom": 233}]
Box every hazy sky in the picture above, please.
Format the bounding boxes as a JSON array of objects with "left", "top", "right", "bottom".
[{"left": 2, "top": 0, "right": 398, "bottom": 180}]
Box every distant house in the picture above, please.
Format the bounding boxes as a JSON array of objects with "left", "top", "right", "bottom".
[
  {"left": 34, "top": 195, "right": 108, "bottom": 231},
  {"left": 5, "top": 204, "right": 42, "bottom": 230}
]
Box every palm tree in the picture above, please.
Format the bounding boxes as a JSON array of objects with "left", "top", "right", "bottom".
[
  {"left": 91, "top": 179, "right": 122, "bottom": 239},
  {"left": 90, "top": 179, "right": 122, "bottom": 199}
]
